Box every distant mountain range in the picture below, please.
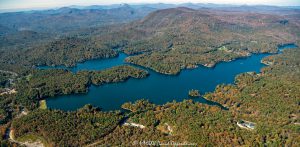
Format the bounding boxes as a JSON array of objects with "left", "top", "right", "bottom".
[
  {"left": 1, "top": 3, "right": 300, "bottom": 13},
  {"left": 0, "top": 4, "right": 156, "bottom": 34},
  {"left": 1, "top": 3, "right": 299, "bottom": 35}
]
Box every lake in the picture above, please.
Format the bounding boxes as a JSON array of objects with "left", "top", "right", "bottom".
[{"left": 43, "top": 44, "right": 297, "bottom": 111}]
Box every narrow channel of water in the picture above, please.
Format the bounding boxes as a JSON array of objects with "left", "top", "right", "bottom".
[
  {"left": 38, "top": 53, "right": 127, "bottom": 72},
  {"left": 43, "top": 44, "right": 297, "bottom": 111}
]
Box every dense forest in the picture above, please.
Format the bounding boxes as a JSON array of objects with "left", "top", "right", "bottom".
[
  {"left": 12, "top": 105, "right": 123, "bottom": 146},
  {"left": 121, "top": 99, "right": 156, "bottom": 112},
  {"left": 0, "top": 65, "right": 147, "bottom": 129},
  {"left": 123, "top": 8, "right": 300, "bottom": 74},
  {"left": 0, "top": 37, "right": 118, "bottom": 67},
  {"left": 90, "top": 65, "right": 148, "bottom": 85},
  {"left": 0, "top": 4, "right": 299, "bottom": 146}
]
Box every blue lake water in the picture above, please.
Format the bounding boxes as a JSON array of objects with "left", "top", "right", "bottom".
[
  {"left": 38, "top": 53, "right": 128, "bottom": 72},
  {"left": 44, "top": 44, "right": 297, "bottom": 111}
]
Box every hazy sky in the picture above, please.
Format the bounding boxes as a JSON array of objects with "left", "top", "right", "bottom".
[{"left": 0, "top": 0, "right": 299, "bottom": 10}]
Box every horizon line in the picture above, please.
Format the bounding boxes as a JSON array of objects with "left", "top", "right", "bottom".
[{"left": 0, "top": 2, "right": 299, "bottom": 13}]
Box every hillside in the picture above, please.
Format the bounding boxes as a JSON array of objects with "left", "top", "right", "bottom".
[
  {"left": 1, "top": 7, "right": 299, "bottom": 72},
  {"left": 120, "top": 7, "right": 300, "bottom": 74},
  {"left": 0, "top": 5, "right": 156, "bottom": 34},
  {"left": 0, "top": 5, "right": 156, "bottom": 57}
]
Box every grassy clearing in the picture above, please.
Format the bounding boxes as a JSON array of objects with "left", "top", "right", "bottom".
[
  {"left": 39, "top": 100, "right": 47, "bottom": 109},
  {"left": 218, "top": 46, "right": 229, "bottom": 51},
  {"left": 17, "top": 133, "right": 49, "bottom": 146}
]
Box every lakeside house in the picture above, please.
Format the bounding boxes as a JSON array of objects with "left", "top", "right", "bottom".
[{"left": 237, "top": 120, "right": 256, "bottom": 130}]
